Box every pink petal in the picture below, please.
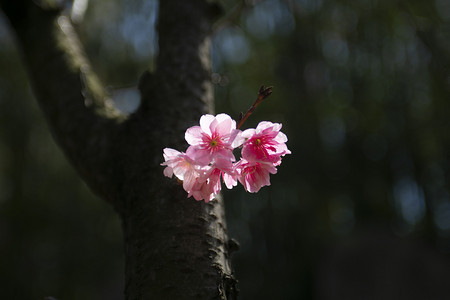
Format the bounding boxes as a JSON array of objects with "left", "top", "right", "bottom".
[
  {"left": 213, "top": 113, "right": 234, "bottom": 135},
  {"left": 214, "top": 117, "right": 233, "bottom": 136},
  {"left": 274, "top": 131, "right": 288, "bottom": 143},
  {"left": 214, "top": 148, "right": 236, "bottom": 162},
  {"left": 200, "top": 114, "right": 215, "bottom": 136},
  {"left": 255, "top": 121, "right": 275, "bottom": 132},
  {"left": 162, "top": 148, "right": 181, "bottom": 161},
  {"left": 230, "top": 129, "right": 244, "bottom": 148},
  {"left": 185, "top": 126, "right": 204, "bottom": 145},
  {"left": 182, "top": 170, "right": 197, "bottom": 192},
  {"left": 187, "top": 146, "right": 212, "bottom": 166},
  {"left": 215, "top": 113, "right": 233, "bottom": 123},
  {"left": 163, "top": 167, "right": 173, "bottom": 178},
  {"left": 241, "top": 128, "right": 256, "bottom": 139},
  {"left": 237, "top": 161, "right": 278, "bottom": 193},
  {"left": 223, "top": 172, "right": 238, "bottom": 189}
]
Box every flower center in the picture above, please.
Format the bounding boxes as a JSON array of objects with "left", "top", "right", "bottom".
[
  {"left": 255, "top": 138, "right": 261, "bottom": 145},
  {"left": 210, "top": 140, "right": 218, "bottom": 147}
]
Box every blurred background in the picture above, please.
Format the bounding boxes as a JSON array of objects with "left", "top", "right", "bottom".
[{"left": 1, "top": 0, "right": 450, "bottom": 299}]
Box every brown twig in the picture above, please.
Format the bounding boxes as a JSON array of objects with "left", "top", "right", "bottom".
[{"left": 237, "top": 85, "right": 273, "bottom": 129}]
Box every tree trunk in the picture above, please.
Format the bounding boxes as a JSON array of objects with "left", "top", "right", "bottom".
[{"left": 0, "top": 0, "right": 238, "bottom": 299}]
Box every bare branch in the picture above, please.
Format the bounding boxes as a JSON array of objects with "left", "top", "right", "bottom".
[
  {"left": 0, "top": 1, "right": 125, "bottom": 206},
  {"left": 237, "top": 85, "right": 273, "bottom": 129}
]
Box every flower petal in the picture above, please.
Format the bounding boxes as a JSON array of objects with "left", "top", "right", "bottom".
[
  {"left": 162, "top": 148, "right": 181, "bottom": 161},
  {"left": 199, "top": 114, "right": 215, "bottom": 136},
  {"left": 275, "top": 131, "right": 288, "bottom": 143},
  {"left": 185, "top": 126, "right": 204, "bottom": 145},
  {"left": 223, "top": 172, "right": 238, "bottom": 189},
  {"left": 215, "top": 117, "right": 233, "bottom": 136},
  {"left": 231, "top": 129, "right": 244, "bottom": 148},
  {"left": 241, "top": 128, "right": 256, "bottom": 139}
]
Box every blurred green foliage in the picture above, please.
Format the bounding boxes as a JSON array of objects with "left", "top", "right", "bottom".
[{"left": 1, "top": 0, "right": 450, "bottom": 299}]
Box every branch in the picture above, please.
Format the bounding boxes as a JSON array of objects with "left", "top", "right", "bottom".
[
  {"left": 237, "top": 85, "right": 273, "bottom": 129},
  {"left": 0, "top": 1, "right": 125, "bottom": 206}
]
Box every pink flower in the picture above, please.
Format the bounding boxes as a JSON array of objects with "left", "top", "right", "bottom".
[
  {"left": 235, "top": 159, "right": 278, "bottom": 193},
  {"left": 162, "top": 147, "right": 239, "bottom": 202},
  {"left": 188, "top": 167, "right": 222, "bottom": 202},
  {"left": 240, "top": 121, "right": 291, "bottom": 164},
  {"left": 161, "top": 114, "right": 291, "bottom": 201},
  {"left": 161, "top": 148, "right": 203, "bottom": 193},
  {"left": 187, "top": 165, "right": 239, "bottom": 202},
  {"left": 185, "top": 114, "right": 242, "bottom": 168}
]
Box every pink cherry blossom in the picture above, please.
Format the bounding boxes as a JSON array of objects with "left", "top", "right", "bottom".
[
  {"left": 161, "top": 147, "right": 240, "bottom": 202},
  {"left": 187, "top": 167, "right": 222, "bottom": 202},
  {"left": 161, "top": 113, "right": 291, "bottom": 202},
  {"left": 241, "top": 121, "right": 291, "bottom": 164},
  {"left": 161, "top": 148, "right": 203, "bottom": 193},
  {"left": 235, "top": 159, "right": 278, "bottom": 193},
  {"left": 188, "top": 166, "right": 239, "bottom": 201},
  {"left": 185, "top": 114, "right": 241, "bottom": 168}
]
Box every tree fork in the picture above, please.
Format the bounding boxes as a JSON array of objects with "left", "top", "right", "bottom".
[{"left": 0, "top": 0, "right": 238, "bottom": 298}]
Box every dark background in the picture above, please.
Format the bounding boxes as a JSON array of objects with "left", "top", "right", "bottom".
[{"left": 1, "top": 0, "right": 450, "bottom": 299}]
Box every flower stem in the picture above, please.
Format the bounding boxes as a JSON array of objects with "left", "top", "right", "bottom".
[{"left": 237, "top": 85, "right": 273, "bottom": 129}]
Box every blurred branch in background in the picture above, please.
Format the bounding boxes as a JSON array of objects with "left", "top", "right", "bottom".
[{"left": 71, "top": 0, "right": 88, "bottom": 23}]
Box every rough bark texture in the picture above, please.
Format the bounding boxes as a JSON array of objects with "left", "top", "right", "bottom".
[{"left": 0, "top": 0, "right": 238, "bottom": 299}]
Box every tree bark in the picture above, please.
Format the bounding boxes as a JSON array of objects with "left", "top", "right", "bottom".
[{"left": 0, "top": 0, "right": 238, "bottom": 299}]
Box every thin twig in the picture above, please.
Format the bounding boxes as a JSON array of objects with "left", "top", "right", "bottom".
[{"left": 237, "top": 85, "right": 273, "bottom": 129}]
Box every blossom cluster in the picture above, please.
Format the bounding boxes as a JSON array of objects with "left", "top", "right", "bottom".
[{"left": 161, "top": 113, "right": 291, "bottom": 202}]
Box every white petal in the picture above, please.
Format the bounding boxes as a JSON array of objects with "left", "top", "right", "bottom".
[
  {"left": 215, "top": 113, "right": 232, "bottom": 123},
  {"left": 199, "top": 114, "right": 215, "bottom": 135},
  {"left": 241, "top": 128, "right": 256, "bottom": 139},
  {"left": 231, "top": 130, "right": 244, "bottom": 148},
  {"left": 163, "top": 148, "right": 180, "bottom": 159},
  {"left": 275, "top": 131, "right": 288, "bottom": 143},
  {"left": 185, "top": 126, "right": 203, "bottom": 145},
  {"left": 223, "top": 173, "right": 238, "bottom": 189},
  {"left": 256, "top": 121, "right": 275, "bottom": 132}
]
